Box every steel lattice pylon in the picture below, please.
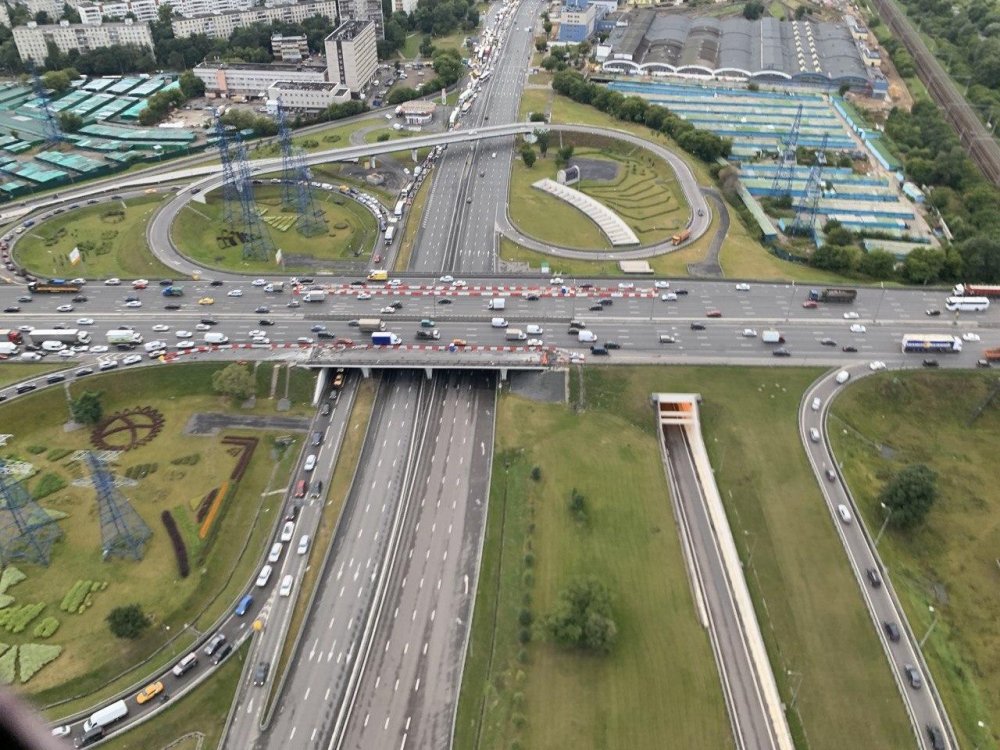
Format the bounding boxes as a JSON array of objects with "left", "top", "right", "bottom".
[
  {"left": 791, "top": 133, "right": 829, "bottom": 238},
  {"left": 86, "top": 452, "right": 151, "bottom": 561},
  {"left": 30, "top": 66, "right": 61, "bottom": 147},
  {"left": 0, "top": 460, "right": 62, "bottom": 566},
  {"left": 213, "top": 117, "right": 241, "bottom": 228},
  {"left": 277, "top": 101, "right": 327, "bottom": 237},
  {"left": 770, "top": 103, "right": 804, "bottom": 199}
]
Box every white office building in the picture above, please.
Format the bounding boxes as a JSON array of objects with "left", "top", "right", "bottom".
[
  {"left": 325, "top": 20, "right": 377, "bottom": 94},
  {"left": 193, "top": 60, "right": 327, "bottom": 97},
  {"left": 267, "top": 80, "right": 351, "bottom": 111},
  {"left": 171, "top": 0, "right": 337, "bottom": 39},
  {"left": 13, "top": 19, "right": 154, "bottom": 65}
]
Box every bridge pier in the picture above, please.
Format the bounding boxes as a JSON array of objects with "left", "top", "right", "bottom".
[
  {"left": 361, "top": 366, "right": 371, "bottom": 379},
  {"left": 312, "top": 367, "right": 329, "bottom": 405},
  {"left": 424, "top": 366, "right": 433, "bottom": 380},
  {"left": 500, "top": 367, "right": 508, "bottom": 381}
]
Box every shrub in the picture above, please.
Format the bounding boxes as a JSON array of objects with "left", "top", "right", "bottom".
[
  {"left": 196, "top": 487, "right": 219, "bottom": 524},
  {"left": 106, "top": 604, "right": 150, "bottom": 639},
  {"left": 530, "top": 466, "right": 542, "bottom": 481},
  {"left": 46, "top": 448, "right": 72, "bottom": 462},
  {"left": 0, "top": 646, "right": 16, "bottom": 684},
  {"left": 161, "top": 510, "right": 190, "bottom": 578},
  {"left": 0, "top": 596, "right": 12, "bottom": 609},
  {"left": 60, "top": 580, "right": 102, "bottom": 613},
  {"left": 18, "top": 644, "right": 62, "bottom": 682},
  {"left": 26, "top": 446, "right": 46, "bottom": 455},
  {"left": 0, "top": 603, "right": 45, "bottom": 634},
  {"left": 33, "top": 616, "right": 59, "bottom": 638},
  {"left": 171, "top": 453, "right": 201, "bottom": 466},
  {"left": 32, "top": 473, "right": 67, "bottom": 500},
  {"left": 0, "top": 566, "right": 26, "bottom": 595}
]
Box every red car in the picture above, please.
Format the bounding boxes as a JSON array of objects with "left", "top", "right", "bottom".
[
  {"left": 802, "top": 300, "right": 818, "bottom": 309},
  {"left": 706, "top": 310, "right": 722, "bottom": 318}
]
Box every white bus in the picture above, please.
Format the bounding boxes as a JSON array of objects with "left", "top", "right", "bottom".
[
  {"left": 901, "top": 334, "right": 963, "bottom": 353},
  {"left": 384, "top": 226, "right": 395, "bottom": 245},
  {"left": 945, "top": 296, "right": 990, "bottom": 312},
  {"left": 393, "top": 200, "right": 405, "bottom": 217}
]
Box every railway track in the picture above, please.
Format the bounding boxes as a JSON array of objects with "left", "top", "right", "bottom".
[{"left": 871, "top": 0, "right": 1000, "bottom": 186}]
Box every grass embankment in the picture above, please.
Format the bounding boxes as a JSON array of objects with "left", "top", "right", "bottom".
[
  {"left": 0, "top": 363, "right": 69, "bottom": 389},
  {"left": 171, "top": 185, "right": 378, "bottom": 273},
  {"left": 272, "top": 378, "right": 376, "bottom": 693},
  {"left": 508, "top": 134, "right": 687, "bottom": 250},
  {"left": 101, "top": 640, "right": 249, "bottom": 750},
  {"left": 0, "top": 363, "right": 314, "bottom": 710},
  {"left": 519, "top": 88, "right": 551, "bottom": 121},
  {"left": 830, "top": 372, "right": 1000, "bottom": 750},
  {"left": 460, "top": 366, "right": 914, "bottom": 750},
  {"left": 456, "top": 382, "right": 730, "bottom": 749},
  {"left": 14, "top": 195, "right": 175, "bottom": 279},
  {"left": 395, "top": 171, "right": 433, "bottom": 271}
]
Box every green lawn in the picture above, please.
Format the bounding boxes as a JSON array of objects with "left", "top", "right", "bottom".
[
  {"left": 519, "top": 88, "right": 552, "bottom": 121},
  {"left": 456, "top": 387, "right": 730, "bottom": 750},
  {"left": 0, "top": 363, "right": 69, "bottom": 389},
  {"left": 100, "top": 640, "right": 248, "bottom": 750},
  {"left": 562, "top": 366, "right": 913, "bottom": 749},
  {"left": 0, "top": 363, "right": 315, "bottom": 710},
  {"left": 171, "top": 184, "right": 379, "bottom": 273},
  {"left": 13, "top": 195, "right": 176, "bottom": 280},
  {"left": 829, "top": 372, "right": 1000, "bottom": 750}
]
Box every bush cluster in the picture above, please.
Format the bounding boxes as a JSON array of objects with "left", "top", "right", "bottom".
[
  {"left": 33, "top": 616, "right": 60, "bottom": 639},
  {"left": 161, "top": 511, "right": 190, "bottom": 578},
  {"left": 0, "top": 603, "right": 46, "bottom": 634}
]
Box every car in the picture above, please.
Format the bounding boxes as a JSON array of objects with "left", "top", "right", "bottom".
[
  {"left": 923, "top": 358, "right": 940, "bottom": 368},
  {"left": 76, "top": 317, "right": 94, "bottom": 326},
  {"left": 286, "top": 299, "right": 300, "bottom": 308},
  {"left": 104, "top": 278, "right": 121, "bottom": 286},
  {"left": 75, "top": 367, "right": 94, "bottom": 377},
  {"left": 159, "top": 279, "right": 173, "bottom": 286},
  {"left": 526, "top": 338, "right": 544, "bottom": 346},
  {"left": 252, "top": 278, "right": 267, "bottom": 286},
  {"left": 842, "top": 345, "right": 858, "bottom": 353},
  {"left": 818, "top": 338, "right": 836, "bottom": 347},
  {"left": 17, "top": 295, "right": 31, "bottom": 303},
  {"left": 925, "top": 308, "right": 941, "bottom": 317},
  {"left": 978, "top": 359, "right": 992, "bottom": 368},
  {"left": 152, "top": 324, "right": 170, "bottom": 332},
  {"left": 254, "top": 306, "right": 270, "bottom": 314},
  {"left": 926, "top": 725, "right": 946, "bottom": 750},
  {"left": 132, "top": 279, "right": 149, "bottom": 289},
  {"left": 661, "top": 292, "right": 678, "bottom": 301},
  {"left": 135, "top": 680, "right": 164, "bottom": 704},
  {"left": 176, "top": 341, "right": 195, "bottom": 349},
  {"left": 904, "top": 664, "right": 923, "bottom": 689},
  {"left": 99, "top": 360, "right": 118, "bottom": 370},
  {"left": 253, "top": 661, "right": 270, "bottom": 686},
  {"left": 381, "top": 306, "right": 396, "bottom": 314},
  {"left": 172, "top": 653, "right": 198, "bottom": 677},
  {"left": 438, "top": 298, "right": 452, "bottom": 305},
  {"left": 175, "top": 330, "right": 193, "bottom": 338},
  {"left": 451, "top": 338, "right": 467, "bottom": 347},
  {"left": 69, "top": 277, "right": 85, "bottom": 285},
  {"left": 89, "top": 345, "right": 108, "bottom": 353},
  {"left": 523, "top": 292, "right": 540, "bottom": 301},
  {"left": 255, "top": 565, "right": 273, "bottom": 587},
  {"left": 251, "top": 337, "right": 270, "bottom": 344},
  {"left": 883, "top": 621, "right": 901, "bottom": 642},
  {"left": 125, "top": 300, "right": 142, "bottom": 308},
  {"left": 388, "top": 278, "right": 402, "bottom": 287},
  {"left": 56, "top": 304, "right": 74, "bottom": 312},
  {"left": 209, "top": 279, "right": 224, "bottom": 286},
  {"left": 51, "top": 725, "right": 71, "bottom": 737},
  {"left": 17, "top": 325, "right": 34, "bottom": 332},
  {"left": 439, "top": 274, "right": 454, "bottom": 283},
  {"left": 866, "top": 568, "right": 882, "bottom": 587},
  {"left": 848, "top": 324, "right": 866, "bottom": 334},
  {"left": 259, "top": 319, "right": 275, "bottom": 326},
  {"left": 198, "top": 297, "right": 214, "bottom": 305},
  {"left": 248, "top": 329, "right": 264, "bottom": 338},
  {"left": 843, "top": 311, "right": 860, "bottom": 320},
  {"left": 706, "top": 310, "right": 722, "bottom": 318},
  {"left": 73, "top": 295, "right": 88, "bottom": 303},
  {"left": 465, "top": 196, "right": 472, "bottom": 204},
  {"left": 588, "top": 304, "right": 603, "bottom": 312},
  {"left": 618, "top": 282, "right": 634, "bottom": 290},
  {"left": 122, "top": 354, "right": 142, "bottom": 366},
  {"left": 58, "top": 349, "right": 75, "bottom": 358},
  {"left": 297, "top": 336, "right": 314, "bottom": 345},
  {"left": 357, "top": 292, "right": 372, "bottom": 300},
  {"left": 549, "top": 277, "right": 564, "bottom": 285},
  {"left": 802, "top": 300, "right": 818, "bottom": 309},
  {"left": 674, "top": 289, "right": 689, "bottom": 296},
  {"left": 279, "top": 574, "right": 294, "bottom": 597},
  {"left": 824, "top": 468, "right": 836, "bottom": 481},
  {"left": 604, "top": 341, "right": 622, "bottom": 350},
  {"left": 772, "top": 348, "right": 792, "bottom": 357},
  {"left": 658, "top": 334, "right": 676, "bottom": 344},
  {"left": 164, "top": 303, "right": 181, "bottom": 310},
  {"left": 525, "top": 324, "right": 544, "bottom": 335},
  {"left": 961, "top": 332, "right": 981, "bottom": 342},
  {"left": 297, "top": 535, "right": 310, "bottom": 555},
  {"left": 212, "top": 642, "right": 233, "bottom": 665},
  {"left": 268, "top": 542, "right": 283, "bottom": 563},
  {"left": 735, "top": 283, "right": 751, "bottom": 291},
  {"left": 227, "top": 289, "right": 243, "bottom": 297},
  {"left": 654, "top": 280, "right": 670, "bottom": 289},
  {"left": 690, "top": 322, "right": 706, "bottom": 331},
  {"left": 3, "top": 305, "right": 19, "bottom": 313},
  {"left": 741, "top": 329, "right": 757, "bottom": 338},
  {"left": 869, "top": 361, "right": 887, "bottom": 371}
]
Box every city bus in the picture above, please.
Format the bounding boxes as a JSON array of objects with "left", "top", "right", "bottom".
[
  {"left": 944, "top": 296, "right": 990, "bottom": 312},
  {"left": 901, "top": 334, "right": 963, "bottom": 353}
]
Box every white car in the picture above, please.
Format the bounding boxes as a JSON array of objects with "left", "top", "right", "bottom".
[
  {"left": 51, "top": 725, "right": 71, "bottom": 737},
  {"left": 76, "top": 317, "right": 94, "bottom": 326},
  {"left": 122, "top": 354, "right": 142, "bottom": 365},
  {"left": 176, "top": 340, "right": 195, "bottom": 349},
  {"left": 195, "top": 323, "right": 211, "bottom": 331},
  {"left": 20, "top": 351, "right": 43, "bottom": 361},
  {"left": 132, "top": 278, "right": 149, "bottom": 289},
  {"left": 453, "top": 280, "right": 467, "bottom": 288},
  {"left": 843, "top": 311, "right": 860, "bottom": 320},
  {"left": 525, "top": 324, "right": 544, "bottom": 335},
  {"left": 280, "top": 521, "right": 295, "bottom": 542},
  {"left": 357, "top": 292, "right": 372, "bottom": 300},
  {"left": 17, "top": 325, "right": 33, "bottom": 332},
  {"left": 227, "top": 289, "right": 243, "bottom": 297},
  {"left": 549, "top": 277, "right": 564, "bottom": 285},
  {"left": 388, "top": 279, "right": 402, "bottom": 287},
  {"left": 661, "top": 292, "right": 678, "bottom": 301},
  {"left": 439, "top": 274, "right": 454, "bottom": 283},
  {"left": 735, "top": 283, "right": 751, "bottom": 291},
  {"left": 69, "top": 278, "right": 85, "bottom": 286},
  {"left": 147, "top": 349, "right": 166, "bottom": 359},
  {"left": 56, "top": 304, "right": 73, "bottom": 312},
  {"left": 89, "top": 345, "right": 108, "bottom": 353},
  {"left": 297, "top": 337, "right": 314, "bottom": 345},
  {"left": 869, "top": 361, "right": 887, "bottom": 371},
  {"left": 849, "top": 324, "right": 867, "bottom": 334},
  {"left": 104, "top": 277, "right": 121, "bottom": 286},
  {"left": 526, "top": 338, "right": 544, "bottom": 346},
  {"left": 152, "top": 324, "right": 170, "bottom": 332},
  {"left": 125, "top": 300, "right": 142, "bottom": 308},
  {"left": 248, "top": 329, "right": 264, "bottom": 338},
  {"left": 175, "top": 330, "right": 193, "bottom": 338},
  {"left": 143, "top": 340, "right": 167, "bottom": 352},
  {"left": 741, "top": 329, "right": 758, "bottom": 338},
  {"left": 252, "top": 336, "right": 270, "bottom": 344},
  {"left": 58, "top": 349, "right": 74, "bottom": 358},
  {"left": 618, "top": 282, "right": 634, "bottom": 290},
  {"left": 961, "top": 332, "right": 981, "bottom": 342},
  {"left": 380, "top": 306, "right": 396, "bottom": 314},
  {"left": 71, "top": 344, "right": 89, "bottom": 352},
  {"left": 654, "top": 280, "right": 670, "bottom": 289},
  {"left": 252, "top": 278, "right": 267, "bottom": 286}
]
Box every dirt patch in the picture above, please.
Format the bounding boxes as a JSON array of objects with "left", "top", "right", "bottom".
[{"left": 569, "top": 157, "right": 619, "bottom": 182}]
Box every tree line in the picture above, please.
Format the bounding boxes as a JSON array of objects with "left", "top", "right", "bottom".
[{"left": 378, "top": 0, "right": 480, "bottom": 58}]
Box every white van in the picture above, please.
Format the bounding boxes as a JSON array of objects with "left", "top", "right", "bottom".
[
  {"left": 255, "top": 564, "right": 273, "bottom": 587},
  {"left": 837, "top": 504, "right": 853, "bottom": 524},
  {"left": 304, "top": 454, "right": 316, "bottom": 471},
  {"left": 490, "top": 317, "right": 508, "bottom": 328},
  {"left": 577, "top": 330, "right": 597, "bottom": 343},
  {"left": 279, "top": 574, "right": 294, "bottom": 597},
  {"left": 204, "top": 332, "right": 229, "bottom": 345},
  {"left": 809, "top": 427, "right": 821, "bottom": 443},
  {"left": 41, "top": 340, "right": 65, "bottom": 352},
  {"left": 835, "top": 370, "right": 851, "bottom": 384},
  {"left": 811, "top": 397, "right": 822, "bottom": 411}
]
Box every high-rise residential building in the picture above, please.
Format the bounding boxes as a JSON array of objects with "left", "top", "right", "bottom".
[
  {"left": 324, "top": 19, "right": 377, "bottom": 94},
  {"left": 391, "top": 0, "right": 418, "bottom": 15},
  {"left": 13, "top": 19, "right": 154, "bottom": 65},
  {"left": 75, "top": 0, "right": 167, "bottom": 24},
  {"left": 171, "top": 0, "right": 337, "bottom": 39},
  {"left": 339, "top": 0, "right": 383, "bottom": 39},
  {"left": 270, "top": 33, "right": 309, "bottom": 61}
]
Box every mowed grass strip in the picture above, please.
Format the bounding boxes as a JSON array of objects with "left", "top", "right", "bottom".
[
  {"left": 0, "top": 363, "right": 70, "bottom": 389},
  {"left": 456, "top": 389, "right": 730, "bottom": 750},
  {"left": 14, "top": 195, "right": 175, "bottom": 280},
  {"left": 574, "top": 365, "right": 913, "bottom": 749},
  {"left": 829, "top": 372, "right": 1000, "bottom": 750}
]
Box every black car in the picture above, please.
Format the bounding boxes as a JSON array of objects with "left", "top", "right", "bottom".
[
  {"left": 579, "top": 283, "right": 594, "bottom": 289},
  {"left": 17, "top": 295, "right": 31, "bottom": 303},
  {"left": 15, "top": 384, "right": 36, "bottom": 394},
  {"left": 926, "top": 725, "right": 946, "bottom": 750},
  {"left": 524, "top": 293, "right": 540, "bottom": 301},
  {"left": 604, "top": 341, "right": 621, "bottom": 350},
  {"left": 317, "top": 331, "right": 336, "bottom": 339},
  {"left": 842, "top": 345, "right": 858, "bottom": 353},
  {"left": 590, "top": 345, "right": 609, "bottom": 355},
  {"left": 349, "top": 280, "right": 367, "bottom": 286},
  {"left": 438, "top": 298, "right": 452, "bottom": 305},
  {"left": 203, "top": 633, "right": 227, "bottom": 657},
  {"left": 255, "top": 306, "right": 270, "bottom": 314},
  {"left": 46, "top": 374, "right": 65, "bottom": 384},
  {"left": 923, "top": 359, "right": 939, "bottom": 368},
  {"left": 298, "top": 278, "right": 315, "bottom": 285},
  {"left": 159, "top": 279, "right": 173, "bottom": 286},
  {"left": 259, "top": 319, "right": 275, "bottom": 326},
  {"left": 598, "top": 298, "right": 613, "bottom": 306},
  {"left": 124, "top": 295, "right": 139, "bottom": 303},
  {"left": 772, "top": 348, "right": 792, "bottom": 357},
  {"left": 310, "top": 325, "right": 327, "bottom": 333},
  {"left": 3, "top": 306, "right": 19, "bottom": 313},
  {"left": 389, "top": 301, "right": 403, "bottom": 309},
  {"left": 253, "top": 660, "right": 270, "bottom": 686},
  {"left": 883, "top": 621, "right": 901, "bottom": 642},
  {"left": 75, "top": 368, "right": 94, "bottom": 377},
  {"left": 212, "top": 642, "right": 234, "bottom": 665},
  {"left": 820, "top": 338, "right": 837, "bottom": 346},
  {"left": 200, "top": 318, "right": 218, "bottom": 325},
  {"left": 164, "top": 303, "right": 181, "bottom": 310},
  {"left": 72, "top": 295, "right": 88, "bottom": 303},
  {"left": 866, "top": 568, "right": 882, "bottom": 587},
  {"left": 588, "top": 304, "right": 603, "bottom": 311},
  {"left": 675, "top": 289, "right": 689, "bottom": 295},
  {"left": 690, "top": 322, "right": 706, "bottom": 331},
  {"left": 209, "top": 280, "right": 224, "bottom": 286},
  {"left": 925, "top": 309, "right": 941, "bottom": 317}
]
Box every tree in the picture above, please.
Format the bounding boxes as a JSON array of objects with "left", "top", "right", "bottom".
[
  {"left": 545, "top": 577, "right": 617, "bottom": 654},
  {"left": 859, "top": 248, "right": 897, "bottom": 279},
  {"left": 881, "top": 464, "right": 938, "bottom": 530},
  {"left": 41, "top": 69, "right": 71, "bottom": 94},
  {"left": 556, "top": 144, "right": 574, "bottom": 167},
  {"left": 106, "top": 604, "right": 150, "bottom": 639},
  {"left": 743, "top": 0, "right": 765, "bottom": 20},
  {"left": 901, "top": 246, "right": 946, "bottom": 284},
  {"left": 521, "top": 146, "right": 536, "bottom": 167},
  {"left": 61, "top": 3, "right": 81, "bottom": 23},
  {"left": 178, "top": 70, "right": 205, "bottom": 98},
  {"left": 70, "top": 391, "right": 102, "bottom": 424},
  {"left": 533, "top": 128, "right": 550, "bottom": 156},
  {"left": 58, "top": 111, "right": 83, "bottom": 132},
  {"left": 212, "top": 363, "right": 255, "bottom": 400}
]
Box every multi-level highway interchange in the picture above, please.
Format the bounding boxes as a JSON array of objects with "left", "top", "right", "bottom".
[{"left": 0, "top": 2, "right": 996, "bottom": 750}]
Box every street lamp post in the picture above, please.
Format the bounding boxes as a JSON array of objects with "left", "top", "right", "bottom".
[
  {"left": 875, "top": 502, "right": 893, "bottom": 546},
  {"left": 872, "top": 282, "right": 887, "bottom": 324},
  {"left": 919, "top": 605, "right": 938, "bottom": 648},
  {"left": 784, "top": 281, "right": 796, "bottom": 323}
]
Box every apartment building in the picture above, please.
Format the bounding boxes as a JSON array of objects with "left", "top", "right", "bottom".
[{"left": 13, "top": 19, "right": 154, "bottom": 65}]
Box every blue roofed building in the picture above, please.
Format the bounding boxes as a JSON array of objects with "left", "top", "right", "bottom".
[{"left": 558, "top": 0, "right": 598, "bottom": 43}]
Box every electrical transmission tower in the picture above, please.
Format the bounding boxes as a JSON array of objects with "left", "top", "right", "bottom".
[
  {"left": 0, "top": 460, "right": 62, "bottom": 566},
  {"left": 29, "top": 66, "right": 62, "bottom": 147},
  {"left": 86, "top": 452, "right": 151, "bottom": 561},
  {"left": 213, "top": 116, "right": 274, "bottom": 261},
  {"left": 791, "top": 133, "right": 829, "bottom": 238},
  {"left": 770, "top": 103, "right": 804, "bottom": 199},
  {"left": 277, "top": 101, "right": 326, "bottom": 237}
]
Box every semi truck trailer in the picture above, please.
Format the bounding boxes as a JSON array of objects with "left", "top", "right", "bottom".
[
  {"left": 953, "top": 283, "right": 1000, "bottom": 297},
  {"left": 808, "top": 288, "right": 857, "bottom": 303},
  {"left": 26, "top": 328, "right": 91, "bottom": 345},
  {"left": 106, "top": 330, "right": 143, "bottom": 346}
]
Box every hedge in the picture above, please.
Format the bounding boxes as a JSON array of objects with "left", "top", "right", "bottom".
[
  {"left": 0, "top": 603, "right": 45, "bottom": 634},
  {"left": 0, "top": 566, "right": 26, "bottom": 595},
  {"left": 19, "top": 644, "right": 62, "bottom": 683},
  {"left": 161, "top": 510, "right": 190, "bottom": 578},
  {"left": 32, "top": 473, "right": 67, "bottom": 500},
  {"left": 33, "top": 616, "right": 59, "bottom": 639}
]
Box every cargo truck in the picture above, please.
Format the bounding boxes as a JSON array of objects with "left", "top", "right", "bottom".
[
  {"left": 505, "top": 329, "right": 527, "bottom": 341},
  {"left": 0, "top": 342, "right": 19, "bottom": 357},
  {"left": 358, "top": 318, "right": 385, "bottom": 332},
  {"left": 263, "top": 282, "right": 284, "bottom": 293},
  {"left": 106, "top": 330, "right": 143, "bottom": 346},
  {"left": 953, "top": 283, "right": 1000, "bottom": 298},
  {"left": 984, "top": 347, "right": 1000, "bottom": 361},
  {"left": 27, "top": 279, "right": 81, "bottom": 294},
  {"left": 761, "top": 330, "right": 785, "bottom": 344},
  {"left": 26, "top": 328, "right": 91, "bottom": 345},
  {"left": 372, "top": 332, "right": 401, "bottom": 345},
  {"left": 367, "top": 270, "right": 388, "bottom": 282},
  {"left": 303, "top": 290, "right": 326, "bottom": 303},
  {"left": 384, "top": 226, "right": 396, "bottom": 245},
  {"left": 161, "top": 286, "right": 184, "bottom": 297},
  {"left": 0, "top": 329, "right": 23, "bottom": 344},
  {"left": 808, "top": 288, "right": 857, "bottom": 304},
  {"left": 416, "top": 329, "right": 440, "bottom": 340},
  {"left": 487, "top": 297, "right": 506, "bottom": 310},
  {"left": 82, "top": 700, "right": 128, "bottom": 733},
  {"left": 671, "top": 229, "right": 691, "bottom": 245}
]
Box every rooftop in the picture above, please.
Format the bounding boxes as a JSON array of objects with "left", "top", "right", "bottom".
[
  {"left": 269, "top": 80, "right": 349, "bottom": 94},
  {"left": 195, "top": 60, "right": 326, "bottom": 71},
  {"left": 326, "top": 19, "right": 372, "bottom": 43}
]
